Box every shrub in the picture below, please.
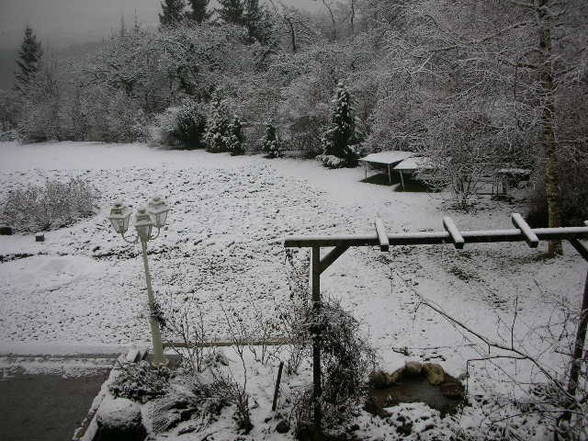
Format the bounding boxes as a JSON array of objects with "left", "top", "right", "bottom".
[
  {"left": 151, "top": 376, "right": 233, "bottom": 433},
  {"left": 227, "top": 116, "right": 245, "bottom": 156},
  {"left": 109, "top": 361, "right": 172, "bottom": 403},
  {"left": 205, "top": 95, "right": 230, "bottom": 153},
  {"left": 151, "top": 101, "right": 207, "bottom": 148},
  {"left": 262, "top": 122, "right": 283, "bottom": 158},
  {"left": 292, "top": 298, "right": 376, "bottom": 436},
  {"left": 318, "top": 300, "right": 376, "bottom": 420},
  {"left": 289, "top": 116, "right": 325, "bottom": 159},
  {"left": 0, "top": 178, "right": 98, "bottom": 232},
  {"left": 320, "top": 82, "right": 360, "bottom": 168}
]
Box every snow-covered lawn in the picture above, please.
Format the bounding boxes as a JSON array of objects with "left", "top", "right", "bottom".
[{"left": 0, "top": 141, "right": 585, "bottom": 439}]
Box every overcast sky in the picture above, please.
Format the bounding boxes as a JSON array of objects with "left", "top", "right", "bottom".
[{"left": 0, "top": 0, "right": 319, "bottom": 50}]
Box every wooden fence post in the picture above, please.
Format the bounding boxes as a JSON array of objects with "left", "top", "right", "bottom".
[{"left": 311, "top": 246, "right": 322, "bottom": 436}]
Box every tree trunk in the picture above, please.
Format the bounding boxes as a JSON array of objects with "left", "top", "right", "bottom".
[{"left": 538, "top": 0, "right": 562, "bottom": 256}]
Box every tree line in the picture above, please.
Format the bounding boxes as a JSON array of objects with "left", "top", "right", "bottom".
[{"left": 1, "top": 0, "right": 587, "bottom": 254}]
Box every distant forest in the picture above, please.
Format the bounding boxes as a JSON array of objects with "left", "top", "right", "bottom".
[{"left": 1, "top": 0, "right": 587, "bottom": 235}]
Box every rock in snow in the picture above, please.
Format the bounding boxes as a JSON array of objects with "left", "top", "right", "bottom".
[{"left": 96, "top": 397, "right": 146, "bottom": 441}]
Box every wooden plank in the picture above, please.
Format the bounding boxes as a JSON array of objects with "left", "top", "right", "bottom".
[
  {"left": 511, "top": 213, "right": 539, "bottom": 248},
  {"left": 284, "top": 226, "right": 588, "bottom": 248},
  {"left": 320, "top": 245, "right": 349, "bottom": 274},
  {"left": 442, "top": 216, "right": 465, "bottom": 249},
  {"left": 374, "top": 218, "right": 389, "bottom": 252},
  {"left": 569, "top": 239, "right": 588, "bottom": 262},
  {"left": 165, "top": 338, "right": 292, "bottom": 348}
]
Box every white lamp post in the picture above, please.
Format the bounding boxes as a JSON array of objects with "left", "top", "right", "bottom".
[{"left": 108, "top": 197, "right": 170, "bottom": 367}]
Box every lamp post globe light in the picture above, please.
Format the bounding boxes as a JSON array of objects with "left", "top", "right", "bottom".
[{"left": 108, "top": 197, "right": 170, "bottom": 366}]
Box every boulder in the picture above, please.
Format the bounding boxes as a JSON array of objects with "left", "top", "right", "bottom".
[
  {"left": 369, "top": 369, "right": 403, "bottom": 388},
  {"left": 422, "top": 363, "right": 445, "bottom": 386},
  {"left": 439, "top": 381, "right": 465, "bottom": 399},
  {"left": 96, "top": 398, "right": 146, "bottom": 441},
  {"left": 404, "top": 361, "right": 423, "bottom": 377},
  {"left": 276, "top": 419, "right": 291, "bottom": 434},
  {"left": 0, "top": 226, "right": 13, "bottom": 235}
]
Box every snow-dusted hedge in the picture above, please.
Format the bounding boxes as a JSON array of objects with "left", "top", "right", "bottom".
[
  {"left": 0, "top": 178, "right": 99, "bottom": 232},
  {"left": 150, "top": 101, "right": 207, "bottom": 149}
]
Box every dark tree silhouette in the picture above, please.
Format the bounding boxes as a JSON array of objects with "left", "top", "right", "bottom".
[
  {"left": 186, "top": 0, "right": 210, "bottom": 23},
  {"left": 15, "top": 26, "right": 43, "bottom": 95},
  {"left": 159, "top": 0, "right": 186, "bottom": 27}
]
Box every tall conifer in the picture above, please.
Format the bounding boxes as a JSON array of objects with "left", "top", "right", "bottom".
[
  {"left": 159, "top": 0, "right": 186, "bottom": 28},
  {"left": 15, "top": 26, "right": 43, "bottom": 95},
  {"left": 186, "top": 0, "right": 210, "bottom": 23}
]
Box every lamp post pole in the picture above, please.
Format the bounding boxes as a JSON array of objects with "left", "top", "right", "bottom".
[
  {"left": 108, "top": 197, "right": 170, "bottom": 367},
  {"left": 140, "top": 237, "right": 166, "bottom": 366}
]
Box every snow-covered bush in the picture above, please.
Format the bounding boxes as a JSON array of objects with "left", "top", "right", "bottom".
[
  {"left": 84, "top": 88, "right": 148, "bottom": 143},
  {"left": 151, "top": 100, "right": 207, "bottom": 148},
  {"left": 204, "top": 95, "right": 230, "bottom": 153},
  {"left": 261, "top": 122, "right": 283, "bottom": 158},
  {"left": 0, "top": 178, "right": 98, "bottom": 232},
  {"left": 291, "top": 297, "right": 376, "bottom": 437},
  {"left": 227, "top": 115, "right": 245, "bottom": 156},
  {"left": 109, "top": 361, "right": 172, "bottom": 404},
  {"left": 150, "top": 376, "right": 233, "bottom": 433},
  {"left": 318, "top": 300, "right": 376, "bottom": 422},
  {"left": 319, "top": 81, "right": 360, "bottom": 168}
]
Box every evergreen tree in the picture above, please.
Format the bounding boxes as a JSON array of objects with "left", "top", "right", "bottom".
[
  {"left": 262, "top": 122, "right": 282, "bottom": 158},
  {"left": 14, "top": 26, "right": 43, "bottom": 95},
  {"left": 217, "top": 0, "right": 272, "bottom": 44},
  {"left": 159, "top": 0, "right": 186, "bottom": 28},
  {"left": 227, "top": 115, "right": 245, "bottom": 155},
  {"left": 186, "top": 0, "right": 210, "bottom": 23},
  {"left": 217, "top": 0, "right": 245, "bottom": 26},
  {"left": 133, "top": 10, "right": 141, "bottom": 34},
  {"left": 204, "top": 95, "right": 230, "bottom": 152},
  {"left": 321, "top": 82, "right": 358, "bottom": 166},
  {"left": 244, "top": 0, "right": 274, "bottom": 45}
]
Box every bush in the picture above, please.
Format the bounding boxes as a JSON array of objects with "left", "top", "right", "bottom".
[
  {"left": 318, "top": 300, "right": 376, "bottom": 418},
  {"left": 227, "top": 116, "right": 245, "bottom": 156},
  {"left": 109, "top": 361, "right": 172, "bottom": 404},
  {"left": 205, "top": 95, "right": 230, "bottom": 153},
  {"left": 262, "top": 122, "right": 283, "bottom": 158},
  {"left": 292, "top": 298, "right": 376, "bottom": 437},
  {"left": 0, "top": 178, "right": 98, "bottom": 232},
  {"left": 151, "top": 101, "right": 207, "bottom": 149}
]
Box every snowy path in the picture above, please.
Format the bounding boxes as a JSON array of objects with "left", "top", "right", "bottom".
[{"left": 0, "top": 142, "right": 585, "bottom": 393}]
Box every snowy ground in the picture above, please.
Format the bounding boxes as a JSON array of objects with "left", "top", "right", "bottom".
[{"left": 0, "top": 141, "right": 586, "bottom": 439}]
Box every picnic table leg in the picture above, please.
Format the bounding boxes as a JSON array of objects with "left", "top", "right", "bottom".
[
  {"left": 387, "top": 164, "right": 392, "bottom": 184},
  {"left": 399, "top": 171, "right": 405, "bottom": 191},
  {"left": 364, "top": 161, "right": 368, "bottom": 180}
]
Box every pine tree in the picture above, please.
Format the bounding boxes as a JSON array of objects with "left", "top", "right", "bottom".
[
  {"left": 227, "top": 116, "right": 245, "bottom": 156},
  {"left": 217, "top": 0, "right": 272, "bottom": 44},
  {"left": 246, "top": 0, "right": 275, "bottom": 45},
  {"left": 14, "top": 26, "right": 43, "bottom": 95},
  {"left": 186, "top": 0, "right": 210, "bottom": 23},
  {"left": 133, "top": 10, "right": 141, "bottom": 34},
  {"left": 204, "top": 95, "right": 230, "bottom": 152},
  {"left": 262, "top": 122, "right": 282, "bottom": 158},
  {"left": 159, "top": 0, "right": 186, "bottom": 28},
  {"left": 321, "top": 82, "right": 358, "bottom": 167},
  {"left": 217, "top": 0, "right": 245, "bottom": 26}
]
